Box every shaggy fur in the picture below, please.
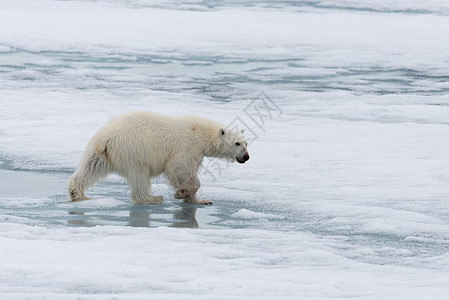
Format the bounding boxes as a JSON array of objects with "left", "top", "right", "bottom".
[{"left": 68, "top": 111, "right": 249, "bottom": 205}]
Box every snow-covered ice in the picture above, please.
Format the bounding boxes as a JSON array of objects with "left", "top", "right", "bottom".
[{"left": 1, "top": 0, "right": 449, "bottom": 299}]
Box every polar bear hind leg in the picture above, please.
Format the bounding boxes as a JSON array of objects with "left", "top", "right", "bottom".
[
  {"left": 126, "top": 171, "right": 163, "bottom": 205},
  {"left": 68, "top": 152, "right": 110, "bottom": 202}
]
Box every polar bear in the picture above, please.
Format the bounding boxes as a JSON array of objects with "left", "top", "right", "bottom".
[{"left": 68, "top": 111, "right": 250, "bottom": 205}]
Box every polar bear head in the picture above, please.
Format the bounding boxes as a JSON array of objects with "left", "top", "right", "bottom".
[{"left": 219, "top": 128, "right": 250, "bottom": 164}]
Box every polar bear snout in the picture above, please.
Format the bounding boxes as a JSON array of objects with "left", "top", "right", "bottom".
[{"left": 236, "top": 152, "right": 250, "bottom": 164}]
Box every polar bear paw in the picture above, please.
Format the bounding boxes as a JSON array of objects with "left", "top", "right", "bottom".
[
  {"left": 181, "top": 195, "right": 213, "bottom": 205},
  {"left": 69, "top": 189, "right": 90, "bottom": 202},
  {"left": 133, "top": 195, "right": 163, "bottom": 205},
  {"left": 195, "top": 199, "right": 213, "bottom": 205},
  {"left": 174, "top": 188, "right": 195, "bottom": 199}
]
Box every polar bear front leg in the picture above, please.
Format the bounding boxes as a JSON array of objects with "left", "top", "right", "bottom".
[
  {"left": 173, "top": 173, "right": 199, "bottom": 200},
  {"left": 127, "top": 172, "right": 163, "bottom": 205},
  {"left": 170, "top": 172, "right": 213, "bottom": 205}
]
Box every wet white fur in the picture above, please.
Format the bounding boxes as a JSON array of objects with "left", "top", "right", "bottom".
[{"left": 68, "top": 111, "right": 249, "bottom": 205}]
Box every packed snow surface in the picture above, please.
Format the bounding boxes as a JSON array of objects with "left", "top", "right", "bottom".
[{"left": 1, "top": 0, "right": 449, "bottom": 299}]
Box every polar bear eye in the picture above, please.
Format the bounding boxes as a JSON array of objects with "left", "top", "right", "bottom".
[{"left": 235, "top": 142, "right": 241, "bottom": 146}]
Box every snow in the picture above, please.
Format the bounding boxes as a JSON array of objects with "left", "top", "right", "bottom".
[
  {"left": 1, "top": 0, "right": 449, "bottom": 299},
  {"left": 231, "top": 209, "right": 285, "bottom": 220},
  {"left": 1, "top": 225, "right": 448, "bottom": 299}
]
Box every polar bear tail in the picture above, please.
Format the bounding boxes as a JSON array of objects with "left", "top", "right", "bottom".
[{"left": 68, "top": 149, "right": 110, "bottom": 202}]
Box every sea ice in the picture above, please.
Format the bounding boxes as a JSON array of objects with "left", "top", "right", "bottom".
[{"left": 1, "top": 0, "right": 449, "bottom": 299}]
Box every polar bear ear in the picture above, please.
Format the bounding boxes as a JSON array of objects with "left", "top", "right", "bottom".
[
  {"left": 219, "top": 129, "right": 226, "bottom": 137},
  {"left": 240, "top": 129, "right": 245, "bottom": 134}
]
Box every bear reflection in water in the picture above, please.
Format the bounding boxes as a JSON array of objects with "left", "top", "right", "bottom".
[{"left": 67, "top": 206, "right": 200, "bottom": 228}]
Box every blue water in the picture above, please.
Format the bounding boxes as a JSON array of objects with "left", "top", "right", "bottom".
[{"left": 2, "top": 49, "right": 449, "bottom": 100}]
